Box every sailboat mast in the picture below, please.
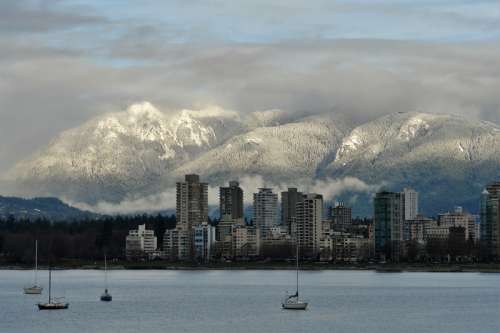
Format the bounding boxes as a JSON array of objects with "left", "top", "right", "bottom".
[
  {"left": 48, "top": 260, "right": 52, "bottom": 303},
  {"left": 34, "top": 240, "right": 38, "bottom": 285},
  {"left": 296, "top": 238, "right": 299, "bottom": 296},
  {"left": 104, "top": 254, "right": 108, "bottom": 290}
]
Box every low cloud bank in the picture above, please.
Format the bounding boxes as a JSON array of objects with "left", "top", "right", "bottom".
[{"left": 70, "top": 176, "right": 383, "bottom": 215}]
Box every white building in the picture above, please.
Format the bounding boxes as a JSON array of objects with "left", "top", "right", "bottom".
[
  {"left": 253, "top": 188, "right": 278, "bottom": 239},
  {"left": 126, "top": 224, "right": 157, "bottom": 259},
  {"left": 402, "top": 188, "right": 419, "bottom": 221},
  {"left": 193, "top": 222, "right": 216, "bottom": 262}
]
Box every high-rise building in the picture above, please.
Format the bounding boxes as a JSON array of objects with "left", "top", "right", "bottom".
[
  {"left": 295, "top": 193, "right": 323, "bottom": 258},
  {"left": 166, "top": 174, "right": 209, "bottom": 260},
  {"left": 331, "top": 202, "right": 352, "bottom": 231},
  {"left": 480, "top": 182, "right": 500, "bottom": 259},
  {"left": 126, "top": 224, "right": 157, "bottom": 259},
  {"left": 253, "top": 188, "right": 278, "bottom": 239},
  {"left": 402, "top": 188, "right": 418, "bottom": 221},
  {"left": 374, "top": 191, "right": 404, "bottom": 261},
  {"left": 281, "top": 188, "right": 303, "bottom": 234},
  {"left": 217, "top": 181, "right": 245, "bottom": 258},
  {"left": 219, "top": 181, "right": 244, "bottom": 220},
  {"left": 176, "top": 174, "right": 208, "bottom": 231}
]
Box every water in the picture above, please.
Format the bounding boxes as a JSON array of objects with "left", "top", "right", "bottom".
[{"left": 1, "top": 269, "right": 499, "bottom": 333}]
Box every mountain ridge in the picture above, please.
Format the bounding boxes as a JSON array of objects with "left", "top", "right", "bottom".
[{"left": 3, "top": 103, "right": 500, "bottom": 216}]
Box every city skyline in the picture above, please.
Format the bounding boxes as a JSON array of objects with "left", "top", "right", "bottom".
[{"left": 118, "top": 173, "right": 496, "bottom": 263}]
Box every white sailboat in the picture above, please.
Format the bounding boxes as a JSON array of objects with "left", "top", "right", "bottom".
[
  {"left": 100, "top": 254, "right": 112, "bottom": 302},
  {"left": 38, "top": 235, "right": 69, "bottom": 310},
  {"left": 24, "top": 240, "right": 43, "bottom": 295},
  {"left": 282, "top": 239, "right": 308, "bottom": 310},
  {"left": 37, "top": 263, "right": 69, "bottom": 310}
]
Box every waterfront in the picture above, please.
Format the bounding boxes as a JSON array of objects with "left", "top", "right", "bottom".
[{"left": 0, "top": 270, "right": 499, "bottom": 333}]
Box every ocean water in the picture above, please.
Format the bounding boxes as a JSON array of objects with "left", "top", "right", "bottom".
[{"left": 0, "top": 269, "right": 499, "bottom": 333}]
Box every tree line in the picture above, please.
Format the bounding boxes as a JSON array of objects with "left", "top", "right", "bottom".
[{"left": 0, "top": 214, "right": 176, "bottom": 264}]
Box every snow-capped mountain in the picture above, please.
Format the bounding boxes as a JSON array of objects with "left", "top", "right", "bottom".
[
  {"left": 172, "top": 113, "right": 350, "bottom": 184},
  {"left": 4, "top": 103, "right": 500, "bottom": 215},
  {"left": 322, "top": 112, "right": 500, "bottom": 213},
  {"left": 8, "top": 102, "right": 247, "bottom": 204}
]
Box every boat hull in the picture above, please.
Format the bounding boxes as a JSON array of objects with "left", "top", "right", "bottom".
[
  {"left": 100, "top": 294, "right": 112, "bottom": 302},
  {"left": 24, "top": 286, "right": 43, "bottom": 295},
  {"left": 282, "top": 302, "right": 308, "bottom": 310},
  {"left": 38, "top": 302, "right": 69, "bottom": 310}
]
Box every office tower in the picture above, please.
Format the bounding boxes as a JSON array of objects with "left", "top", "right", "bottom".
[
  {"left": 295, "top": 193, "right": 323, "bottom": 258},
  {"left": 374, "top": 191, "right": 404, "bottom": 261},
  {"left": 480, "top": 182, "right": 500, "bottom": 259},
  {"left": 281, "top": 188, "right": 303, "bottom": 234},
  {"left": 219, "top": 181, "right": 244, "bottom": 220},
  {"left": 331, "top": 202, "right": 352, "bottom": 231},
  {"left": 402, "top": 188, "right": 418, "bottom": 221},
  {"left": 126, "top": 224, "right": 157, "bottom": 259},
  {"left": 176, "top": 174, "right": 208, "bottom": 230},
  {"left": 253, "top": 188, "right": 278, "bottom": 239}
]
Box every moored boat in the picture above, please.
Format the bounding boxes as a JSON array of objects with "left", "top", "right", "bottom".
[{"left": 24, "top": 240, "right": 43, "bottom": 295}]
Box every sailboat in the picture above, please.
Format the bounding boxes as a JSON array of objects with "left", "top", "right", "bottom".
[
  {"left": 282, "top": 239, "right": 308, "bottom": 310},
  {"left": 24, "top": 240, "right": 43, "bottom": 295},
  {"left": 100, "top": 254, "right": 112, "bottom": 302},
  {"left": 37, "top": 243, "right": 69, "bottom": 310}
]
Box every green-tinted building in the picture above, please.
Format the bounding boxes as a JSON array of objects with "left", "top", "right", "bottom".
[
  {"left": 480, "top": 182, "right": 500, "bottom": 260},
  {"left": 374, "top": 191, "right": 403, "bottom": 262}
]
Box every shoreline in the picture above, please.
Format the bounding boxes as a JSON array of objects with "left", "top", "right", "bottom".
[{"left": 2, "top": 262, "right": 500, "bottom": 273}]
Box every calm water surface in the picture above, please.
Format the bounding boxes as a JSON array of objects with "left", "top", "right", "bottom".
[{"left": 0, "top": 269, "right": 499, "bottom": 333}]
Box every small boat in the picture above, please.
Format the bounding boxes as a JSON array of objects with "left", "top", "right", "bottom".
[
  {"left": 37, "top": 247, "right": 68, "bottom": 310},
  {"left": 100, "top": 254, "right": 112, "bottom": 302},
  {"left": 282, "top": 239, "right": 308, "bottom": 310},
  {"left": 24, "top": 240, "right": 43, "bottom": 295},
  {"left": 38, "top": 301, "right": 69, "bottom": 310}
]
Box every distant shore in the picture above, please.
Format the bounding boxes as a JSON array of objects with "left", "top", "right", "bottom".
[{"left": 2, "top": 260, "right": 500, "bottom": 273}]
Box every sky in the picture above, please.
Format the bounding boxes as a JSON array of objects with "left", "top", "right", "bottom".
[{"left": 1, "top": 0, "right": 500, "bottom": 173}]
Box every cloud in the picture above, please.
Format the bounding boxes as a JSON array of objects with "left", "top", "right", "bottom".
[
  {"left": 70, "top": 190, "right": 177, "bottom": 215},
  {"left": 1, "top": 1, "right": 500, "bottom": 174},
  {"left": 2, "top": 39, "right": 500, "bottom": 174},
  {"left": 0, "top": 1, "right": 105, "bottom": 34},
  {"left": 70, "top": 176, "right": 382, "bottom": 215}
]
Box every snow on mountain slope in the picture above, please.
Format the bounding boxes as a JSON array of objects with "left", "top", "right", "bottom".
[
  {"left": 4, "top": 104, "right": 500, "bottom": 215},
  {"left": 171, "top": 113, "right": 349, "bottom": 184},
  {"left": 7, "top": 102, "right": 245, "bottom": 203},
  {"left": 322, "top": 112, "right": 500, "bottom": 213}
]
